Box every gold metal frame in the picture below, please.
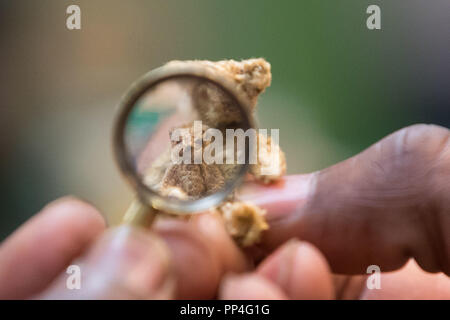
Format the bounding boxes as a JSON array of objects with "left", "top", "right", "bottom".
[{"left": 113, "top": 64, "right": 255, "bottom": 226}]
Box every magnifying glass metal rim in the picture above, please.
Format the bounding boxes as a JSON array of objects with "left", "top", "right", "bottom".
[{"left": 113, "top": 63, "right": 256, "bottom": 215}]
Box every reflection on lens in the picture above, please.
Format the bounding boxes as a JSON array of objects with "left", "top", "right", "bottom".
[{"left": 123, "top": 76, "right": 252, "bottom": 205}]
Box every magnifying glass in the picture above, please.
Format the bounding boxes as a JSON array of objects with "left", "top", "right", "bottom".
[{"left": 113, "top": 63, "right": 255, "bottom": 227}]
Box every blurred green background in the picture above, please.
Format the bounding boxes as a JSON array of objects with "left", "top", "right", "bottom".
[{"left": 0, "top": 0, "right": 448, "bottom": 239}]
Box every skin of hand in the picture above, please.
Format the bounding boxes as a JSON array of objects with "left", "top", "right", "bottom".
[
  {"left": 0, "top": 198, "right": 248, "bottom": 299},
  {"left": 222, "top": 124, "right": 450, "bottom": 299},
  {"left": 0, "top": 124, "right": 448, "bottom": 299}
]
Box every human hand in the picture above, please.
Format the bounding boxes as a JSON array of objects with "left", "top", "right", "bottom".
[
  {"left": 1, "top": 124, "right": 448, "bottom": 300},
  {"left": 220, "top": 124, "right": 450, "bottom": 299},
  {"left": 0, "top": 198, "right": 249, "bottom": 299}
]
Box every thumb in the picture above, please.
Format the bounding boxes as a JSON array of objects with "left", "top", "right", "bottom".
[
  {"left": 240, "top": 124, "right": 450, "bottom": 275},
  {"left": 38, "top": 226, "right": 175, "bottom": 299}
]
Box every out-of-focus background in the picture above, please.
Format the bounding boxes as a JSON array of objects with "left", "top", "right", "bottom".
[{"left": 0, "top": 0, "right": 449, "bottom": 240}]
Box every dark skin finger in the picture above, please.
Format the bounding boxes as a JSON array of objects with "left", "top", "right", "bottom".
[{"left": 240, "top": 124, "right": 450, "bottom": 275}]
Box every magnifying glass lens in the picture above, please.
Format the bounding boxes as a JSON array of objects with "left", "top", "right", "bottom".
[{"left": 120, "top": 75, "right": 252, "bottom": 214}]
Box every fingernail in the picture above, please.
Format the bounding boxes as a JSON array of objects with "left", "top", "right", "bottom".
[
  {"left": 220, "top": 273, "right": 254, "bottom": 300},
  {"left": 237, "top": 174, "right": 314, "bottom": 220},
  {"left": 220, "top": 273, "right": 288, "bottom": 300},
  {"left": 257, "top": 239, "right": 334, "bottom": 299},
  {"left": 83, "top": 226, "right": 173, "bottom": 299},
  {"left": 220, "top": 273, "right": 242, "bottom": 297},
  {"left": 257, "top": 239, "right": 302, "bottom": 286}
]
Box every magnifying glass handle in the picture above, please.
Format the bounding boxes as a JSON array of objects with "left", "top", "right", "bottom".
[{"left": 122, "top": 197, "right": 157, "bottom": 228}]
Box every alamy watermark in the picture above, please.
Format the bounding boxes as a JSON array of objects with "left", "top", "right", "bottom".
[
  {"left": 366, "top": 265, "right": 381, "bottom": 290},
  {"left": 169, "top": 121, "right": 281, "bottom": 176},
  {"left": 66, "top": 5, "right": 81, "bottom": 30},
  {"left": 65, "top": 5, "right": 380, "bottom": 31},
  {"left": 66, "top": 265, "right": 81, "bottom": 290},
  {"left": 366, "top": 5, "right": 381, "bottom": 30}
]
